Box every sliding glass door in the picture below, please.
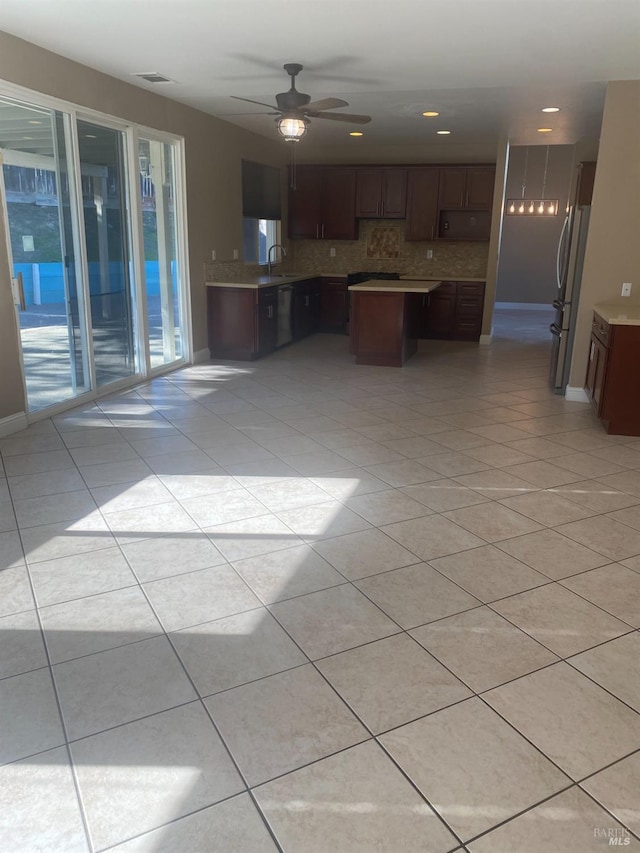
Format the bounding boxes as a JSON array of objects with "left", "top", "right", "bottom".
[
  {"left": 77, "top": 119, "right": 137, "bottom": 386},
  {"left": 0, "top": 98, "right": 90, "bottom": 412},
  {"left": 0, "top": 90, "right": 190, "bottom": 417}
]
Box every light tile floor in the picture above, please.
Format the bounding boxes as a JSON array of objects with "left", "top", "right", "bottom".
[{"left": 1, "top": 309, "right": 639, "bottom": 852}]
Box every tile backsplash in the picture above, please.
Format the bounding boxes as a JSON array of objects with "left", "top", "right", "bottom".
[{"left": 204, "top": 219, "right": 489, "bottom": 281}]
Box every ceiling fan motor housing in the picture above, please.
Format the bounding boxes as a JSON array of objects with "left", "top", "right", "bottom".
[{"left": 276, "top": 62, "right": 311, "bottom": 111}]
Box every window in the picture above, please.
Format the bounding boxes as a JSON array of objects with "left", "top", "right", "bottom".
[
  {"left": 241, "top": 159, "right": 282, "bottom": 265},
  {"left": 242, "top": 217, "right": 280, "bottom": 264}
]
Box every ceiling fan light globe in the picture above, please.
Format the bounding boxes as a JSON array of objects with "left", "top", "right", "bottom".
[{"left": 276, "top": 116, "right": 309, "bottom": 142}]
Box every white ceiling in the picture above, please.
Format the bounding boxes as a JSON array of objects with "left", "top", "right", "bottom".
[{"left": 1, "top": 0, "right": 639, "bottom": 160}]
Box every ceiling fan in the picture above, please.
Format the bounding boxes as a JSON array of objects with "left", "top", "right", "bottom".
[{"left": 230, "top": 63, "right": 372, "bottom": 141}]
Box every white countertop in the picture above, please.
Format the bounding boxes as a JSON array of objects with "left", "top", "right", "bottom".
[
  {"left": 399, "top": 275, "right": 486, "bottom": 282},
  {"left": 206, "top": 273, "right": 485, "bottom": 290},
  {"left": 205, "top": 274, "right": 318, "bottom": 289},
  {"left": 594, "top": 301, "right": 640, "bottom": 326},
  {"left": 348, "top": 280, "right": 443, "bottom": 293}
]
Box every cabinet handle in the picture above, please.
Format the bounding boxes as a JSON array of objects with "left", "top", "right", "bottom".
[
  {"left": 316, "top": 224, "right": 319, "bottom": 239},
  {"left": 380, "top": 200, "right": 384, "bottom": 216},
  {"left": 304, "top": 295, "right": 309, "bottom": 307},
  {"left": 321, "top": 223, "right": 325, "bottom": 238}
]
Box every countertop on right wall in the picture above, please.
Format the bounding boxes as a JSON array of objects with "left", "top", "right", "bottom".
[{"left": 594, "top": 301, "right": 640, "bottom": 325}]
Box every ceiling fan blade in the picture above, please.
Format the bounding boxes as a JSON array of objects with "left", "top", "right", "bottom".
[
  {"left": 303, "top": 97, "right": 349, "bottom": 112},
  {"left": 217, "top": 111, "right": 279, "bottom": 117},
  {"left": 230, "top": 95, "right": 280, "bottom": 110},
  {"left": 310, "top": 112, "right": 372, "bottom": 124}
]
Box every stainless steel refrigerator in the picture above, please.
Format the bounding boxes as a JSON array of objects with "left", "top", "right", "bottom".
[{"left": 549, "top": 204, "right": 591, "bottom": 393}]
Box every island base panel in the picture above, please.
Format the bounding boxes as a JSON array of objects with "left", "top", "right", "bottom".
[{"left": 350, "top": 291, "right": 417, "bottom": 367}]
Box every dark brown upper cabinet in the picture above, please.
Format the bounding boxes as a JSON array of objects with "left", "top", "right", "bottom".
[
  {"left": 288, "top": 165, "right": 357, "bottom": 240},
  {"left": 439, "top": 166, "right": 495, "bottom": 210},
  {"left": 355, "top": 167, "right": 407, "bottom": 218},
  {"left": 405, "top": 167, "right": 440, "bottom": 241}
]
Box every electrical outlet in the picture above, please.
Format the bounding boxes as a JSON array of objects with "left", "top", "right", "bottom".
[
  {"left": 426, "top": 249, "right": 434, "bottom": 259},
  {"left": 233, "top": 249, "right": 239, "bottom": 260},
  {"left": 211, "top": 250, "right": 216, "bottom": 261},
  {"left": 330, "top": 247, "right": 336, "bottom": 257},
  {"left": 622, "top": 282, "right": 632, "bottom": 297}
]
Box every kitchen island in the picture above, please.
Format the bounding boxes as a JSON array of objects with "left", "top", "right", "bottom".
[{"left": 348, "top": 279, "right": 443, "bottom": 367}]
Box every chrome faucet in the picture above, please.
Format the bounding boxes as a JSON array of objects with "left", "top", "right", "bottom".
[{"left": 267, "top": 243, "right": 287, "bottom": 276}]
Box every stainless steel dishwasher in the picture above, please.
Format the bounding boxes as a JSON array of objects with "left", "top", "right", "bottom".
[{"left": 276, "top": 284, "right": 293, "bottom": 347}]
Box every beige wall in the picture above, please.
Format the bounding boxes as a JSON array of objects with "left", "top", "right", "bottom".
[
  {"left": 0, "top": 30, "right": 286, "bottom": 419},
  {"left": 568, "top": 80, "right": 640, "bottom": 388}
]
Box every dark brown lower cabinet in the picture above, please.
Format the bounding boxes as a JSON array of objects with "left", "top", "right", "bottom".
[
  {"left": 293, "top": 278, "right": 320, "bottom": 340},
  {"left": 257, "top": 288, "right": 278, "bottom": 357},
  {"left": 419, "top": 281, "right": 485, "bottom": 341},
  {"left": 207, "top": 285, "right": 278, "bottom": 360},
  {"left": 585, "top": 312, "right": 640, "bottom": 435},
  {"left": 208, "top": 279, "right": 323, "bottom": 361},
  {"left": 454, "top": 281, "right": 485, "bottom": 340},
  {"left": 423, "top": 283, "right": 457, "bottom": 338},
  {"left": 319, "top": 277, "right": 349, "bottom": 332}
]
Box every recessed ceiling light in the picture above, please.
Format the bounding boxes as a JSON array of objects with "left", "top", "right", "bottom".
[
  {"left": 436, "top": 130, "right": 451, "bottom": 135},
  {"left": 422, "top": 111, "right": 440, "bottom": 117},
  {"left": 349, "top": 131, "right": 363, "bottom": 137},
  {"left": 537, "top": 127, "right": 553, "bottom": 133},
  {"left": 541, "top": 107, "right": 560, "bottom": 113}
]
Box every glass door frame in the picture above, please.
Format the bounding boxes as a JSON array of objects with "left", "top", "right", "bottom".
[
  {"left": 0, "top": 79, "right": 192, "bottom": 422},
  {"left": 0, "top": 111, "right": 94, "bottom": 414},
  {"left": 127, "top": 125, "right": 192, "bottom": 378}
]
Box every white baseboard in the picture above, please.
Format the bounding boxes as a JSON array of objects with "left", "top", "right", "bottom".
[
  {"left": 192, "top": 347, "right": 211, "bottom": 365},
  {"left": 479, "top": 334, "right": 492, "bottom": 345},
  {"left": 494, "top": 302, "right": 552, "bottom": 310},
  {"left": 565, "top": 386, "right": 590, "bottom": 403},
  {"left": 0, "top": 411, "right": 28, "bottom": 438}
]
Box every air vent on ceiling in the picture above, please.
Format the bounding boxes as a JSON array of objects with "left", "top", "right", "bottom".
[{"left": 133, "top": 72, "right": 173, "bottom": 84}]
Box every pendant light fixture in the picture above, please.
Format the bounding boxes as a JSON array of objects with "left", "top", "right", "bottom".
[{"left": 506, "top": 145, "right": 558, "bottom": 216}]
